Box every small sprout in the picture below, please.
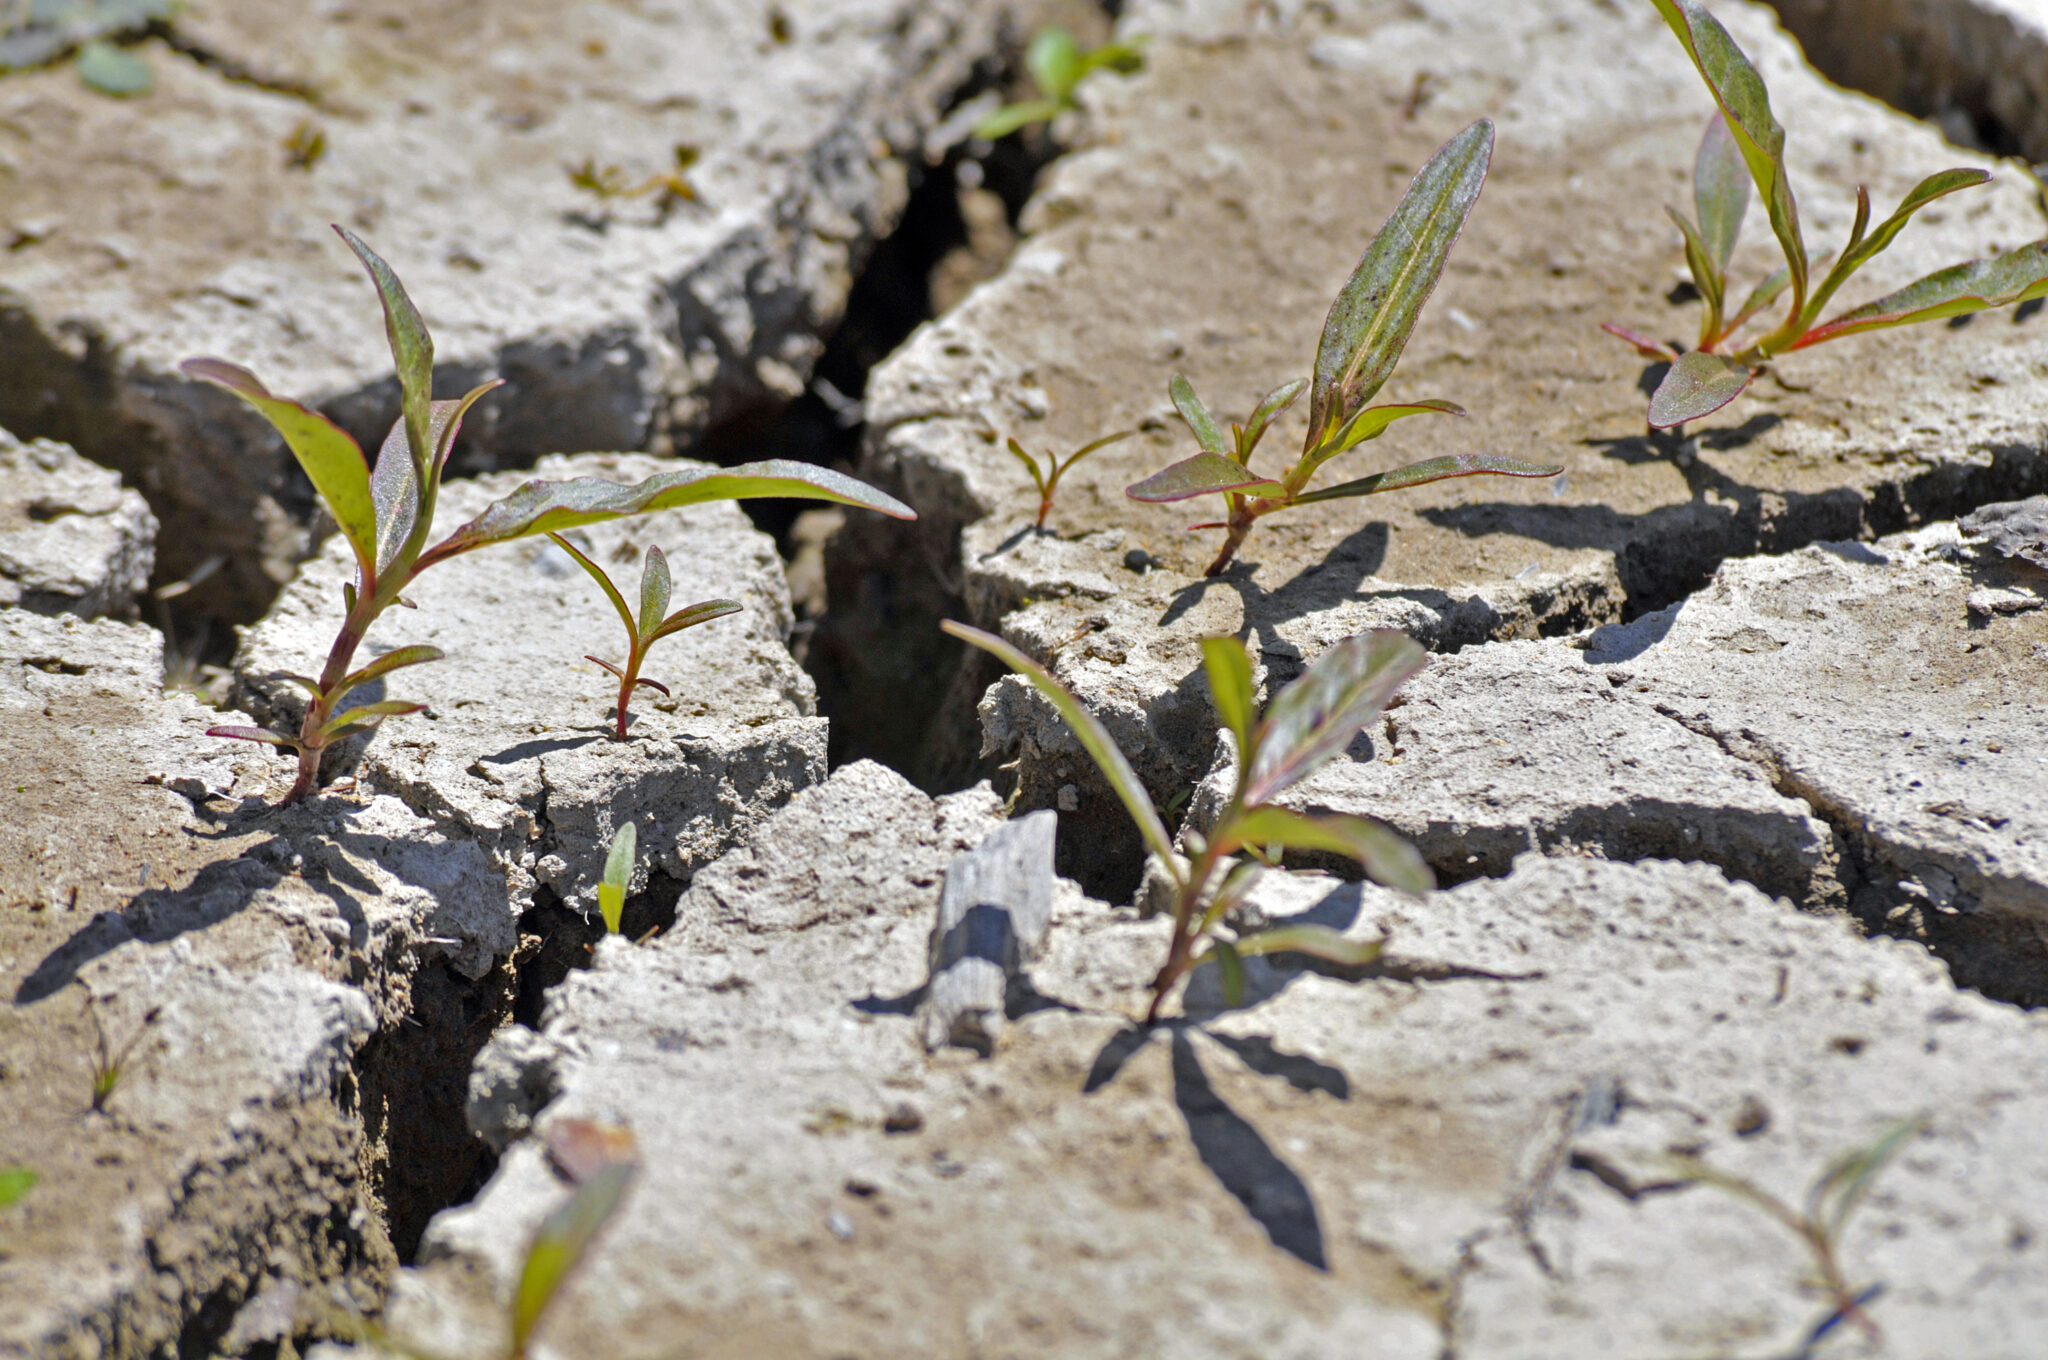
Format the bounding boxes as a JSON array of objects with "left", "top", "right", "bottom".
[
  {"left": 1006, "top": 428, "right": 1139, "bottom": 529},
  {"left": 1611, "top": 0, "right": 2048, "bottom": 429},
  {"left": 548, "top": 535, "right": 741, "bottom": 740},
  {"left": 283, "top": 119, "right": 327, "bottom": 171},
  {"left": 1125, "top": 121, "right": 1561, "bottom": 576},
  {"left": 86, "top": 996, "right": 161, "bottom": 1114},
  {"left": 0, "top": 1167, "right": 37, "bottom": 1209},
  {"left": 183, "top": 230, "right": 914, "bottom": 803},
  {"left": 510, "top": 1121, "right": 640, "bottom": 1360},
  {"left": 597, "top": 822, "right": 636, "bottom": 935},
  {"left": 972, "top": 26, "right": 1145, "bottom": 141},
  {"left": 945, "top": 621, "right": 1432, "bottom": 1021},
  {"left": 1668, "top": 1117, "right": 1926, "bottom": 1350}
]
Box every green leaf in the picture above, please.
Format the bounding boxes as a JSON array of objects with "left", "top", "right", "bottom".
[
  {"left": 76, "top": 40, "right": 151, "bottom": 96},
  {"left": 1026, "top": 26, "right": 1084, "bottom": 100},
  {"left": 434, "top": 380, "right": 501, "bottom": 475},
  {"left": 1233, "top": 923, "right": 1385, "bottom": 968},
  {"left": 1306, "top": 119, "right": 1492, "bottom": 450},
  {"left": 1721, "top": 260, "right": 1794, "bottom": 337},
  {"left": 1169, "top": 373, "right": 1228, "bottom": 456},
  {"left": 1796, "top": 242, "right": 2048, "bottom": 347},
  {"left": 181, "top": 359, "right": 376, "bottom": 581},
  {"left": 972, "top": 99, "right": 1065, "bottom": 141},
  {"left": 1601, "top": 323, "right": 1679, "bottom": 360},
  {"left": 1240, "top": 378, "right": 1307, "bottom": 456},
  {"left": 1649, "top": 0, "right": 1806, "bottom": 323},
  {"left": 1068, "top": 427, "right": 1142, "bottom": 463},
  {"left": 1005, "top": 437, "right": 1048, "bottom": 496},
  {"left": 1245, "top": 630, "right": 1427, "bottom": 804},
  {"left": 510, "top": 1162, "right": 637, "bottom": 1360},
  {"left": 941, "top": 621, "right": 1175, "bottom": 866},
  {"left": 1200, "top": 635, "right": 1257, "bottom": 761},
  {"left": 318, "top": 700, "right": 423, "bottom": 741},
  {"left": 334, "top": 227, "right": 435, "bottom": 478},
  {"left": 1203, "top": 938, "right": 1246, "bottom": 1007},
  {"left": 1667, "top": 206, "right": 1726, "bottom": 327},
  {"left": 1647, "top": 350, "right": 1753, "bottom": 429},
  {"left": 1291, "top": 453, "right": 1562, "bottom": 505},
  {"left": 1694, "top": 112, "right": 1749, "bottom": 273},
  {"left": 638, "top": 546, "right": 671, "bottom": 641},
  {"left": 1802, "top": 169, "right": 1991, "bottom": 326},
  {"left": 546, "top": 532, "right": 638, "bottom": 642},
  {"left": 1125, "top": 453, "right": 1285, "bottom": 504},
  {"left": 417, "top": 461, "right": 915, "bottom": 571},
  {"left": 1079, "top": 39, "right": 1146, "bottom": 78},
  {"left": 599, "top": 822, "right": 636, "bottom": 934},
  {"left": 1324, "top": 397, "right": 1467, "bottom": 459},
  {"left": 1223, "top": 806, "right": 1433, "bottom": 896},
  {"left": 339, "top": 645, "right": 445, "bottom": 696},
  {"left": 0, "top": 1167, "right": 35, "bottom": 1208},
  {"left": 207, "top": 725, "right": 297, "bottom": 747},
  {"left": 1812, "top": 1117, "right": 1924, "bottom": 1238},
  {"left": 646, "top": 598, "right": 744, "bottom": 644},
  {"left": 369, "top": 392, "right": 492, "bottom": 575}
]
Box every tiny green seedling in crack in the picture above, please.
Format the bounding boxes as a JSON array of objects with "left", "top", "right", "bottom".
[
  {"left": 184, "top": 227, "right": 914, "bottom": 804},
  {"left": 547, "top": 533, "right": 741, "bottom": 740},
  {"left": 1125, "top": 120, "right": 1560, "bottom": 576},
  {"left": 972, "top": 25, "right": 1145, "bottom": 141},
  {"left": 1666, "top": 1117, "right": 1926, "bottom": 1355},
  {"left": 1006, "top": 428, "right": 1140, "bottom": 530},
  {"left": 1607, "top": 0, "right": 2048, "bottom": 430},
  {"left": 508, "top": 1126, "right": 639, "bottom": 1360},
  {"left": 597, "top": 822, "right": 636, "bottom": 935},
  {"left": 944, "top": 621, "right": 1434, "bottom": 1022},
  {"left": 85, "top": 996, "right": 160, "bottom": 1115}
]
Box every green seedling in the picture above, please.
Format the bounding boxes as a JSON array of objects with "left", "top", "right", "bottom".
[
  {"left": 184, "top": 227, "right": 913, "bottom": 804},
  {"left": 1006, "top": 428, "right": 1139, "bottom": 529},
  {"left": 510, "top": 1122, "right": 640, "bottom": 1360},
  {"left": 1608, "top": 0, "right": 2048, "bottom": 429},
  {"left": 597, "top": 822, "right": 636, "bottom": 934},
  {"left": 86, "top": 998, "right": 159, "bottom": 1114},
  {"left": 548, "top": 534, "right": 741, "bottom": 740},
  {"left": 1125, "top": 121, "right": 1561, "bottom": 576},
  {"left": 0, "top": 1, "right": 177, "bottom": 96},
  {"left": 972, "top": 25, "right": 1144, "bottom": 140},
  {"left": 945, "top": 621, "right": 1434, "bottom": 1022},
  {"left": 1668, "top": 1117, "right": 1926, "bottom": 1352},
  {"left": 0, "top": 1167, "right": 36, "bottom": 1208}
]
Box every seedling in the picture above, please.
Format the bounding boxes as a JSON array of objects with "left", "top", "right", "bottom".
[
  {"left": 509, "top": 1142, "right": 638, "bottom": 1360},
  {"left": 1005, "top": 428, "right": 1139, "bottom": 529},
  {"left": 184, "top": 227, "right": 913, "bottom": 804},
  {"left": 597, "top": 822, "right": 635, "bottom": 934},
  {"left": 86, "top": 997, "right": 160, "bottom": 1114},
  {"left": 1126, "top": 121, "right": 1560, "bottom": 576},
  {"left": 972, "top": 25, "right": 1144, "bottom": 140},
  {"left": 1608, "top": 0, "right": 2048, "bottom": 429},
  {"left": 547, "top": 534, "right": 741, "bottom": 740},
  {"left": 0, "top": 1168, "right": 35, "bottom": 1208},
  {"left": 945, "top": 621, "right": 1434, "bottom": 1022},
  {"left": 1668, "top": 1117, "right": 1926, "bottom": 1351}
]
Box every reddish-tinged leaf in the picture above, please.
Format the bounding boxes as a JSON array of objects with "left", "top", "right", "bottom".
[
  {"left": 647, "top": 598, "right": 743, "bottom": 643},
  {"left": 1169, "top": 374, "right": 1228, "bottom": 456},
  {"left": 1223, "top": 806, "right": 1433, "bottom": 895},
  {"left": 340, "top": 645, "right": 444, "bottom": 694},
  {"left": 630, "top": 677, "right": 672, "bottom": 696},
  {"left": 638, "top": 546, "right": 671, "bottom": 640},
  {"left": 1695, "top": 112, "right": 1749, "bottom": 272},
  {"left": 1802, "top": 168, "right": 1993, "bottom": 326},
  {"left": 586, "top": 656, "right": 627, "bottom": 680},
  {"left": 335, "top": 226, "right": 435, "bottom": 476},
  {"left": 549, "top": 533, "right": 637, "bottom": 639},
  {"left": 1245, "top": 630, "right": 1427, "bottom": 804},
  {"left": 1668, "top": 206, "right": 1726, "bottom": 323},
  {"left": 1600, "top": 324, "right": 1678, "bottom": 360},
  {"left": 1796, "top": 242, "right": 2048, "bottom": 347},
  {"left": 207, "top": 725, "right": 296, "bottom": 747},
  {"left": 1325, "top": 397, "right": 1466, "bottom": 458},
  {"left": 1126, "top": 453, "right": 1285, "bottom": 503},
  {"left": 1292, "top": 453, "right": 1562, "bottom": 504},
  {"left": 1647, "top": 350, "right": 1753, "bottom": 428},
  {"left": 372, "top": 395, "right": 492, "bottom": 575},
  {"left": 420, "top": 462, "right": 913, "bottom": 572},
  {"left": 1241, "top": 378, "right": 1307, "bottom": 455},
  {"left": 318, "top": 699, "right": 423, "bottom": 740}
]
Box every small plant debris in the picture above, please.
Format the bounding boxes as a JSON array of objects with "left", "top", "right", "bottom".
[
  {"left": 548, "top": 534, "right": 741, "bottom": 741},
  {"left": 1006, "top": 428, "right": 1139, "bottom": 529},
  {"left": 945, "top": 621, "right": 1433, "bottom": 1021},
  {"left": 568, "top": 145, "right": 701, "bottom": 214},
  {"left": 972, "top": 25, "right": 1145, "bottom": 141},
  {"left": 184, "top": 227, "right": 913, "bottom": 803},
  {"left": 1125, "top": 120, "right": 1560, "bottom": 576},
  {"left": 1608, "top": 0, "right": 2048, "bottom": 429}
]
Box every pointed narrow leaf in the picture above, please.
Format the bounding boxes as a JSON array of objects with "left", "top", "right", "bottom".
[
  {"left": 586, "top": 656, "right": 627, "bottom": 680},
  {"left": 421, "top": 462, "right": 913, "bottom": 571},
  {"left": 182, "top": 359, "right": 376, "bottom": 578},
  {"left": 1803, "top": 169, "right": 1991, "bottom": 325},
  {"left": 1292, "top": 453, "right": 1562, "bottom": 505},
  {"left": 1005, "top": 438, "right": 1048, "bottom": 496},
  {"left": 278, "top": 674, "right": 324, "bottom": 698},
  {"left": 1169, "top": 374, "right": 1227, "bottom": 456},
  {"left": 1600, "top": 323, "right": 1679, "bottom": 360},
  {"left": 1203, "top": 938, "right": 1246, "bottom": 1007},
  {"left": 207, "top": 725, "right": 296, "bottom": 747},
  {"left": 434, "top": 379, "right": 502, "bottom": 475},
  {"left": 1200, "top": 635, "right": 1257, "bottom": 762},
  {"left": 1720, "top": 260, "right": 1796, "bottom": 340},
  {"left": 547, "top": 532, "right": 637, "bottom": 639},
  {"left": 1126, "top": 453, "right": 1285, "bottom": 503},
  {"left": 1307, "top": 120, "right": 1493, "bottom": 448},
  {"left": 1647, "top": 350, "right": 1753, "bottom": 428},
  {"left": 510, "top": 1162, "right": 637, "bottom": 1358},
  {"left": 1797, "top": 241, "right": 2048, "bottom": 347},
  {"left": 1326, "top": 397, "right": 1467, "bottom": 458},
  {"left": 941, "top": 621, "right": 1175, "bottom": 865},
  {"left": 631, "top": 676, "right": 672, "bottom": 696},
  {"left": 972, "top": 98, "right": 1065, "bottom": 141},
  {"left": 1201, "top": 858, "right": 1267, "bottom": 932},
  {"left": 1245, "top": 630, "right": 1427, "bottom": 803},
  {"left": 1240, "top": 378, "right": 1307, "bottom": 456},
  {"left": 319, "top": 700, "right": 423, "bottom": 740},
  {"left": 638, "top": 546, "right": 671, "bottom": 640},
  {"left": 1233, "top": 923, "right": 1385, "bottom": 968},
  {"left": 1025, "top": 25, "right": 1083, "bottom": 100},
  {"left": 340, "top": 645, "right": 445, "bottom": 694},
  {"left": 1224, "top": 806, "right": 1433, "bottom": 895},
  {"left": 1813, "top": 1117, "right": 1924, "bottom": 1237},
  {"left": 335, "top": 226, "right": 435, "bottom": 476},
  {"left": 1694, "top": 112, "right": 1749, "bottom": 272},
  {"left": 371, "top": 395, "right": 489, "bottom": 575},
  {"left": 1667, "top": 206, "right": 1726, "bottom": 322},
  {"left": 648, "top": 598, "right": 743, "bottom": 644},
  {"left": 1069, "top": 427, "right": 1142, "bottom": 461},
  {"left": 599, "top": 822, "right": 636, "bottom": 934},
  {"left": 1650, "top": 0, "right": 1806, "bottom": 313}
]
